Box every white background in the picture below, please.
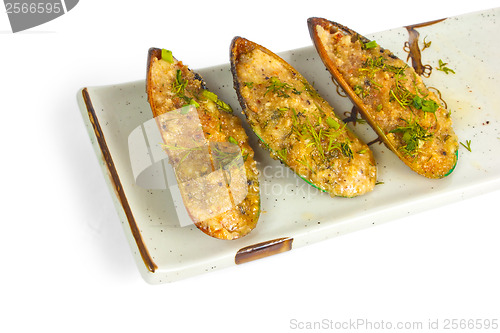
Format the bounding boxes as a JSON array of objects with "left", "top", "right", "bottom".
[{"left": 1, "top": 1, "right": 499, "bottom": 332}]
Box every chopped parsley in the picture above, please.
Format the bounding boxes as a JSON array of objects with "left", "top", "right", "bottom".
[
  {"left": 325, "top": 117, "right": 340, "bottom": 130},
  {"left": 412, "top": 95, "right": 439, "bottom": 119}
]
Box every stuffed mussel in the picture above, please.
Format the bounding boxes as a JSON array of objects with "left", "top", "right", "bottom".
[
  {"left": 230, "top": 37, "right": 376, "bottom": 198},
  {"left": 146, "top": 48, "right": 260, "bottom": 240},
  {"left": 308, "top": 18, "right": 458, "bottom": 178}
]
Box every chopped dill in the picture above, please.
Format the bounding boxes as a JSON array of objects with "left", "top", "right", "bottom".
[
  {"left": 171, "top": 69, "right": 199, "bottom": 108},
  {"left": 172, "top": 69, "right": 187, "bottom": 96},
  {"left": 390, "top": 118, "right": 433, "bottom": 156},
  {"left": 389, "top": 74, "right": 439, "bottom": 121},
  {"left": 276, "top": 148, "right": 288, "bottom": 161},
  {"left": 291, "top": 109, "right": 352, "bottom": 160},
  {"left": 360, "top": 56, "right": 407, "bottom": 78},
  {"left": 302, "top": 80, "right": 320, "bottom": 98},
  {"left": 161, "top": 143, "right": 203, "bottom": 166},
  {"left": 460, "top": 140, "right": 472, "bottom": 152},
  {"left": 265, "top": 77, "right": 301, "bottom": 98},
  {"left": 341, "top": 142, "right": 353, "bottom": 160},
  {"left": 296, "top": 156, "right": 315, "bottom": 174},
  {"left": 436, "top": 59, "right": 455, "bottom": 75}
]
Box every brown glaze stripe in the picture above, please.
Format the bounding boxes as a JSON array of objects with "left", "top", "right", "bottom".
[
  {"left": 235, "top": 237, "right": 293, "bottom": 265},
  {"left": 405, "top": 18, "right": 446, "bottom": 29},
  {"left": 82, "top": 88, "right": 158, "bottom": 273},
  {"left": 404, "top": 18, "right": 447, "bottom": 76}
]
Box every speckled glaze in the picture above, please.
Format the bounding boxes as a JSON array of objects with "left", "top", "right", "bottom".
[{"left": 78, "top": 8, "right": 500, "bottom": 283}]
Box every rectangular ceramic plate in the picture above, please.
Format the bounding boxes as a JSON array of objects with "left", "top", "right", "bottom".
[{"left": 77, "top": 8, "right": 500, "bottom": 283}]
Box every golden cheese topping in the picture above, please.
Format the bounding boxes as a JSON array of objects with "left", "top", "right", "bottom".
[
  {"left": 147, "top": 48, "right": 260, "bottom": 240},
  {"left": 231, "top": 38, "right": 376, "bottom": 198},
  {"left": 311, "top": 19, "right": 458, "bottom": 178}
]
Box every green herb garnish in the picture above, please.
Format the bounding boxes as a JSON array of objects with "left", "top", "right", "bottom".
[
  {"left": 389, "top": 75, "right": 439, "bottom": 120},
  {"left": 390, "top": 118, "right": 433, "bottom": 156},
  {"left": 302, "top": 81, "right": 320, "bottom": 98},
  {"left": 212, "top": 143, "right": 244, "bottom": 179},
  {"left": 340, "top": 142, "right": 353, "bottom": 160},
  {"left": 228, "top": 136, "right": 238, "bottom": 145},
  {"left": 358, "top": 56, "right": 407, "bottom": 99},
  {"left": 412, "top": 95, "right": 439, "bottom": 119},
  {"left": 292, "top": 110, "right": 351, "bottom": 160},
  {"left": 202, "top": 90, "right": 233, "bottom": 113},
  {"left": 189, "top": 98, "right": 200, "bottom": 107},
  {"left": 363, "top": 40, "right": 378, "bottom": 50},
  {"left": 360, "top": 56, "right": 407, "bottom": 78},
  {"left": 325, "top": 117, "right": 340, "bottom": 130},
  {"left": 161, "top": 143, "right": 203, "bottom": 166},
  {"left": 354, "top": 85, "right": 367, "bottom": 98},
  {"left": 202, "top": 90, "right": 218, "bottom": 102},
  {"left": 171, "top": 70, "right": 200, "bottom": 107},
  {"left": 304, "top": 117, "right": 325, "bottom": 159},
  {"left": 296, "top": 156, "right": 315, "bottom": 174},
  {"left": 390, "top": 83, "right": 413, "bottom": 108},
  {"left": 460, "top": 140, "right": 472, "bottom": 152},
  {"left": 265, "top": 77, "right": 301, "bottom": 98},
  {"left": 436, "top": 59, "right": 455, "bottom": 74},
  {"left": 161, "top": 49, "right": 174, "bottom": 63},
  {"left": 276, "top": 148, "right": 287, "bottom": 161},
  {"left": 172, "top": 69, "right": 187, "bottom": 96},
  {"left": 422, "top": 36, "right": 432, "bottom": 51}
]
